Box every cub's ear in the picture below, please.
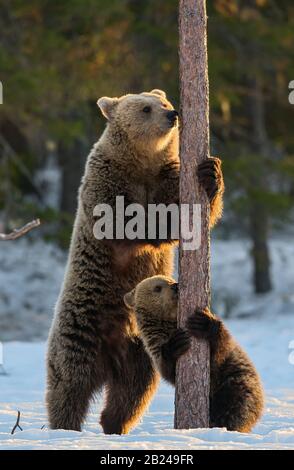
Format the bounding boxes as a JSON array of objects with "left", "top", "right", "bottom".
[
  {"left": 150, "top": 89, "right": 166, "bottom": 99},
  {"left": 124, "top": 289, "right": 136, "bottom": 309},
  {"left": 97, "top": 96, "right": 119, "bottom": 121}
]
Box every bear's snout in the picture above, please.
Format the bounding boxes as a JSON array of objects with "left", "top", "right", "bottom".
[
  {"left": 166, "top": 110, "right": 178, "bottom": 126},
  {"left": 170, "top": 282, "right": 178, "bottom": 295}
]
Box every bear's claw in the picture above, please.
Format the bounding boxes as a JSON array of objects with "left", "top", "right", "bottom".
[
  {"left": 187, "top": 309, "right": 220, "bottom": 339},
  {"left": 197, "top": 157, "right": 223, "bottom": 202},
  {"left": 162, "top": 328, "right": 191, "bottom": 360}
]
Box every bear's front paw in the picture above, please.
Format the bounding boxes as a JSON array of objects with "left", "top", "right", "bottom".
[
  {"left": 162, "top": 329, "right": 191, "bottom": 361},
  {"left": 187, "top": 308, "right": 221, "bottom": 340},
  {"left": 159, "top": 160, "right": 180, "bottom": 178},
  {"left": 197, "top": 157, "right": 223, "bottom": 202}
]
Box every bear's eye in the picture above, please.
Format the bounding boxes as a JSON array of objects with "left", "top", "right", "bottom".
[
  {"left": 154, "top": 285, "right": 162, "bottom": 293},
  {"left": 143, "top": 106, "right": 151, "bottom": 113}
]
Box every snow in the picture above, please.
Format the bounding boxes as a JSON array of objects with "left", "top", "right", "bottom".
[
  {"left": 0, "top": 237, "right": 294, "bottom": 449},
  {"left": 0, "top": 240, "right": 66, "bottom": 341}
]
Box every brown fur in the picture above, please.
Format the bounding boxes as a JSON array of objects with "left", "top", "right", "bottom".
[
  {"left": 46, "top": 89, "right": 224, "bottom": 434},
  {"left": 125, "top": 275, "right": 264, "bottom": 433}
]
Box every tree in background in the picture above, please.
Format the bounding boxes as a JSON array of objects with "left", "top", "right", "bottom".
[
  {"left": 0, "top": 0, "right": 179, "bottom": 243},
  {"left": 207, "top": 0, "right": 294, "bottom": 293}
]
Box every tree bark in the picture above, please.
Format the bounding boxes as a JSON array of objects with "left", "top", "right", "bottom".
[{"left": 175, "top": 0, "right": 210, "bottom": 429}]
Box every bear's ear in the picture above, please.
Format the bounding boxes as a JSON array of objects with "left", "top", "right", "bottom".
[
  {"left": 150, "top": 89, "right": 166, "bottom": 99},
  {"left": 124, "top": 289, "right": 135, "bottom": 309},
  {"left": 97, "top": 97, "right": 119, "bottom": 121}
]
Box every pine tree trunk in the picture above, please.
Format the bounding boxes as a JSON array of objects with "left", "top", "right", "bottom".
[
  {"left": 59, "top": 136, "right": 88, "bottom": 216},
  {"left": 175, "top": 0, "right": 210, "bottom": 429},
  {"left": 250, "top": 205, "right": 272, "bottom": 293},
  {"left": 249, "top": 77, "right": 272, "bottom": 294}
]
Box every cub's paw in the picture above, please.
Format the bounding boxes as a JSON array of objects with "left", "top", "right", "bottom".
[
  {"left": 197, "top": 157, "right": 223, "bottom": 202},
  {"left": 162, "top": 329, "right": 191, "bottom": 361},
  {"left": 187, "top": 308, "right": 221, "bottom": 340}
]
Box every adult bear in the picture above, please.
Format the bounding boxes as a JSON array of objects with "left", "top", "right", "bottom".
[{"left": 46, "top": 89, "right": 224, "bottom": 434}]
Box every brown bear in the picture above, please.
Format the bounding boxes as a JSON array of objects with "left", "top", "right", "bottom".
[
  {"left": 46, "top": 89, "right": 224, "bottom": 434},
  {"left": 124, "top": 275, "right": 264, "bottom": 433}
]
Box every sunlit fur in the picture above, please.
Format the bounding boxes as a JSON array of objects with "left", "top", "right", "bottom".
[
  {"left": 126, "top": 275, "right": 264, "bottom": 433},
  {"left": 46, "top": 90, "right": 224, "bottom": 434}
]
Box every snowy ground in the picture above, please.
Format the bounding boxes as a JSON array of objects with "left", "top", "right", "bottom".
[
  {"left": 0, "top": 240, "right": 66, "bottom": 341},
  {"left": 0, "top": 237, "right": 294, "bottom": 449}
]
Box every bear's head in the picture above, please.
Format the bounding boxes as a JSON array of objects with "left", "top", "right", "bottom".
[
  {"left": 124, "top": 275, "right": 178, "bottom": 321},
  {"left": 97, "top": 89, "right": 178, "bottom": 152}
]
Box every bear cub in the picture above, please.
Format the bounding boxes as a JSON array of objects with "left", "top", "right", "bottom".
[{"left": 124, "top": 275, "right": 264, "bottom": 433}]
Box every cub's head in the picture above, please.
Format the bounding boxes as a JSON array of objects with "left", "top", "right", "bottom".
[
  {"left": 124, "top": 275, "right": 178, "bottom": 321},
  {"left": 97, "top": 89, "right": 178, "bottom": 151}
]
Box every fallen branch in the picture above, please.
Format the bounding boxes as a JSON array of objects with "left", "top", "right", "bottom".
[
  {"left": 0, "top": 219, "right": 41, "bottom": 241},
  {"left": 11, "top": 411, "right": 23, "bottom": 435}
]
